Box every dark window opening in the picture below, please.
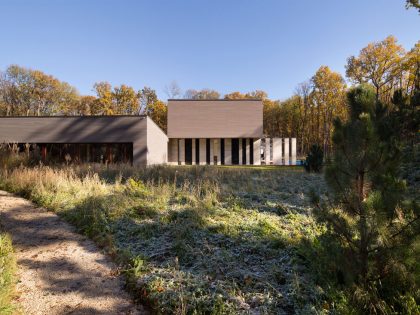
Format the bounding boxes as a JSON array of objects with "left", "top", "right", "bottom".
[
  {"left": 220, "top": 139, "right": 225, "bottom": 165},
  {"left": 195, "top": 139, "right": 200, "bottom": 164},
  {"left": 242, "top": 138, "right": 247, "bottom": 164},
  {"left": 15, "top": 143, "right": 133, "bottom": 165},
  {"left": 249, "top": 138, "right": 254, "bottom": 165},
  {"left": 185, "top": 139, "right": 192, "bottom": 165},
  {"left": 232, "top": 138, "right": 239, "bottom": 165},
  {"left": 206, "top": 139, "right": 210, "bottom": 164}
]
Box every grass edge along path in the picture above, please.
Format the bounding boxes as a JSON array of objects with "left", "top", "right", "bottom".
[{"left": 0, "top": 230, "right": 17, "bottom": 314}]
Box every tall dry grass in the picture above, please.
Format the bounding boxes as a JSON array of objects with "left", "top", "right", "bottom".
[{"left": 0, "top": 164, "right": 325, "bottom": 314}]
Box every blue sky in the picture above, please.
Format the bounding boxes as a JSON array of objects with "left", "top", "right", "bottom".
[{"left": 0, "top": 0, "right": 419, "bottom": 100}]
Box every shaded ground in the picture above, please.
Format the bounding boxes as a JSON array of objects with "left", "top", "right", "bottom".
[{"left": 0, "top": 190, "right": 146, "bottom": 315}]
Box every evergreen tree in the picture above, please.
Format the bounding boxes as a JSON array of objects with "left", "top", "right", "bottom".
[
  {"left": 313, "top": 85, "right": 419, "bottom": 313},
  {"left": 304, "top": 144, "right": 324, "bottom": 173}
]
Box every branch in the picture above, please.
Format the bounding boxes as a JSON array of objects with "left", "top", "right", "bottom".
[{"left": 390, "top": 215, "right": 419, "bottom": 239}]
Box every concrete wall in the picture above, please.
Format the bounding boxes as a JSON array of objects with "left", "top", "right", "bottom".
[
  {"left": 273, "top": 138, "right": 282, "bottom": 165},
  {"left": 253, "top": 138, "right": 261, "bottom": 165},
  {"left": 146, "top": 117, "right": 168, "bottom": 165},
  {"left": 284, "top": 138, "right": 290, "bottom": 165},
  {"left": 178, "top": 139, "right": 185, "bottom": 165},
  {"left": 199, "top": 138, "right": 206, "bottom": 165},
  {"left": 0, "top": 116, "right": 150, "bottom": 165},
  {"left": 291, "top": 138, "right": 296, "bottom": 166},
  {"left": 168, "top": 100, "right": 263, "bottom": 139},
  {"left": 264, "top": 138, "right": 270, "bottom": 165},
  {"left": 168, "top": 139, "right": 178, "bottom": 164}
]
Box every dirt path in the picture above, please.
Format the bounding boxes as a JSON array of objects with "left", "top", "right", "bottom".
[{"left": 0, "top": 190, "right": 147, "bottom": 315}]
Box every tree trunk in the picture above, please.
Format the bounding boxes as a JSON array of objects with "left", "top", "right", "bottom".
[{"left": 358, "top": 171, "right": 369, "bottom": 283}]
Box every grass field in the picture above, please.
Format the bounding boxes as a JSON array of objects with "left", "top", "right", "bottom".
[
  {"left": 0, "top": 165, "right": 329, "bottom": 314},
  {"left": 0, "top": 231, "right": 16, "bottom": 314}
]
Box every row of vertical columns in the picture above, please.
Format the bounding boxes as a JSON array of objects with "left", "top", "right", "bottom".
[
  {"left": 169, "top": 138, "right": 263, "bottom": 166},
  {"left": 271, "top": 137, "right": 297, "bottom": 165}
]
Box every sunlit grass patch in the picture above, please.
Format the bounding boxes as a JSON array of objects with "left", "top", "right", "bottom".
[{"left": 0, "top": 165, "right": 326, "bottom": 314}]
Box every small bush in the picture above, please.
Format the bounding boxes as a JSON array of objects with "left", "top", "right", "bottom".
[{"left": 304, "top": 144, "right": 324, "bottom": 173}]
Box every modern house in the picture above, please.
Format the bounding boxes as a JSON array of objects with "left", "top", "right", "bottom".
[
  {"left": 0, "top": 99, "right": 296, "bottom": 166},
  {"left": 167, "top": 99, "right": 263, "bottom": 165}
]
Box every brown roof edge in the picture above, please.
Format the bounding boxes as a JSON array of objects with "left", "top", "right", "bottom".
[{"left": 167, "top": 99, "right": 262, "bottom": 101}]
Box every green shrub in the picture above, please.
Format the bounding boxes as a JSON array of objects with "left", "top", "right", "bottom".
[{"left": 304, "top": 144, "right": 324, "bottom": 173}]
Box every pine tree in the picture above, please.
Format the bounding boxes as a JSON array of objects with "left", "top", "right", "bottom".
[{"left": 313, "top": 85, "right": 419, "bottom": 313}]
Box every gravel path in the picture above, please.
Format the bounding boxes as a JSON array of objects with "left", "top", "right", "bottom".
[{"left": 0, "top": 190, "right": 147, "bottom": 315}]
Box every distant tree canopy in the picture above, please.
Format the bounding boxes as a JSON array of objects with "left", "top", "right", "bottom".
[
  {"left": 0, "top": 36, "right": 418, "bottom": 155},
  {"left": 0, "top": 65, "right": 79, "bottom": 116},
  {"left": 0, "top": 65, "right": 167, "bottom": 130},
  {"left": 184, "top": 89, "right": 220, "bottom": 100},
  {"left": 406, "top": 0, "right": 420, "bottom": 13}
]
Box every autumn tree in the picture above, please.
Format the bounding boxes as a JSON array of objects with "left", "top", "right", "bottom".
[
  {"left": 404, "top": 40, "right": 420, "bottom": 95},
  {"left": 224, "top": 90, "right": 267, "bottom": 100},
  {"left": 0, "top": 65, "right": 79, "bottom": 116},
  {"left": 148, "top": 100, "right": 168, "bottom": 132},
  {"left": 139, "top": 87, "right": 157, "bottom": 115},
  {"left": 311, "top": 66, "right": 347, "bottom": 156},
  {"left": 245, "top": 90, "right": 267, "bottom": 100},
  {"left": 346, "top": 36, "right": 405, "bottom": 101},
  {"left": 93, "top": 82, "right": 114, "bottom": 115},
  {"left": 113, "top": 84, "right": 140, "bottom": 114},
  {"left": 263, "top": 99, "right": 281, "bottom": 136},
  {"left": 406, "top": 0, "right": 420, "bottom": 13},
  {"left": 92, "top": 82, "right": 142, "bottom": 115},
  {"left": 295, "top": 81, "right": 313, "bottom": 154},
  {"left": 69, "top": 95, "right": 97, "bottom": 115},
  {"left": 224, "top": 91, "right": 246, "bottom": 99},
  {"left": 184, "top": 89, "right": 220, "bottom": 99}
]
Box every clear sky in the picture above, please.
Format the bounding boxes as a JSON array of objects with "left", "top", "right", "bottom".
[{"left": 0, "top": 0, "right": 419, "bottom": 100}]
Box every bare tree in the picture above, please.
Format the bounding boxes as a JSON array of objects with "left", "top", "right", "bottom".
[{"left": 164, "top": 81, "right": 181, "bottom": 99}]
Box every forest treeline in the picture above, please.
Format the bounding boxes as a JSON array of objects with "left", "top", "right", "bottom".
[{"left": 0, "top": 36, "right": 419, "bottom": 155}]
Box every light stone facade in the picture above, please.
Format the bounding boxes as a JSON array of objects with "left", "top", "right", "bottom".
[{"left": 273, "top": 138, "right": 282, "bottom": 165}]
